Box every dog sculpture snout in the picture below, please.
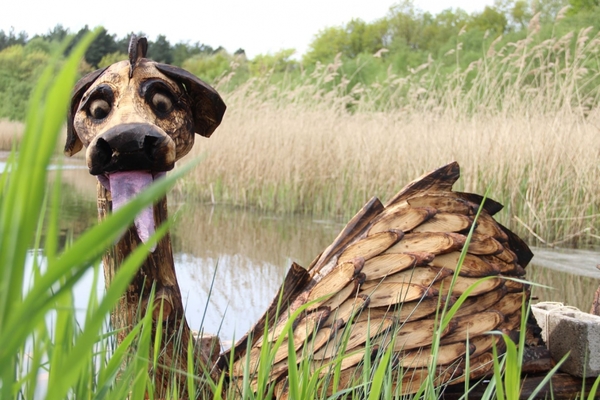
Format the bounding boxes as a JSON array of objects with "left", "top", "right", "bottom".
[{"left": 87, "top": 123, "right": 176, "bottom": 175}]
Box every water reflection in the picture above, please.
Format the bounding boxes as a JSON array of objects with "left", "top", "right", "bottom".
[
  {"left": 531, "top": 248, "right": 599, "bottom": 278},
  {"left": 0, "top": 151, "right": 88, "bottom": 173},
  {"left": 36, "top": 158, "right": 600, "bottom": 341},
  {"left": 175, "top": 253, "right": 287, "bottom": 343},
  {"left": 170, "top": 204, "right": 342, "bottom": 341}
]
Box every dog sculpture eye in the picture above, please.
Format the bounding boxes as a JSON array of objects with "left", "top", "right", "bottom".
[
  {"left": 151, "top": 93, "right": 173, "bottom": 114},
  {"left": 83, "top": 84, "right": 114, "bottom": 121},
  {"left": 89, "top": 99, "right": 111, "bottom": 120}
]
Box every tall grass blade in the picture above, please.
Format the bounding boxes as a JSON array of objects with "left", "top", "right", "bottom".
[
  {"left": 587, "top": 375, "right": 600, "bottom": 400},
  {"left": 367, "top": 342, "right": 393, "bottom": 400},
  {"left": 286, "top": 323, "right": 300, "bottom": 400}
]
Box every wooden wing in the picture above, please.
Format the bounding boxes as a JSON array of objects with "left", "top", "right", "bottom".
[{"left": 218, "top": 162, "right": 533, "bottom": 397}]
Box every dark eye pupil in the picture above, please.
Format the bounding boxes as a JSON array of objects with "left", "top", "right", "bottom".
[
  {"left": 89, "top": 99, "right": 110, "bottom": 120},
  {"left": 152, "top": 93, "right": 172, "bottom": 113}
]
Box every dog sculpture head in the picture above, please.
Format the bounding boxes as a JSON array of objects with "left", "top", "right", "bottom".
[
  {"left": 65, "top": 35, "right": 226, "bottom": 175},
  {"left": 66, "top": 35, "right": 226, "bottom": 245}
]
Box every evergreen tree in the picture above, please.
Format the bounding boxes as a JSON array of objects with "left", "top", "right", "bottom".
[
  {"left": 149, "top": 35, "right": 173, "bottom": 64},
  {"left": 0, "top": 28, "right": 28, "bottom": 52}
]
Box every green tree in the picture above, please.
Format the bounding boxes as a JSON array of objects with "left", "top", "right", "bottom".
[
  {"left": 0, "top": 45, "right": 49, "bottom": 120},
  {"left": 0, "top": 28, "right": 28, "bottom": 51},
  {"left": 87, "top": 27, "right": 117, "bottom": 67},
  {"left": 419, "top": 9, "right": 469, "bottom": 53},
  {"left": 182, "top": 50, "right": 235, "bottom": 82},
  {"left": 116, "top": 34, "right": 133, "bottom": 54},
  {"left": 386, "top": 0, "right": 422, "bottom": 50},
  {"left": 531, "top": 0, "right": 570, "bottom": 21},
  {"left": 98, "top": 51, "right": 128, "bottom": 68},
  {"left": 303, "top": 18, "right": 388, "bottom": 65},
  {"left": 172, "top": 42, "right": 214, "bottom": 66},
  {"left": 345, "top": 18, "right": 388, "bottom": 57},
  {"left": 43, "top": 24, "right": 70, "bottom": 43},
  {"left": 149, "top": 34, "right": 173, "bottom": 64},
  {"left": 69, "top": 26, "right": 117, "bottom": 67},
  {"left": 303, "top": 26, "right": 349, "bottom": 64},
  {"left": 24, "top": 37, "right": 52, "bottom": 55},
  {"left": 386, "top": 2, "right": 470, "bottom": 56},
  {"left": 468, "top": 6, "right": 508, "bottom": 34},
  {"left": 250, "top": 49, "right": 298, "bottom": 75},
  {"left": 511, "top": 1, "right": 533, "bottom": 29},
  {"left": 434, "top": 8, "right": 470, "bottom": 33},
  {"left": 568, "top": 0, "right": 600, "bottom": 14},
  {"left": 494, "top": 0, "right": 533, "bottom": 30}
]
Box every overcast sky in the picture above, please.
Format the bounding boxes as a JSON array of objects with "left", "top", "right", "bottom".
[{"left": 1, "top": 0, "right": 494, "bottom": 58}]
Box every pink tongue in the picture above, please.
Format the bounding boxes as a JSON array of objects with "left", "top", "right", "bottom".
[{"left": 109, "top": 171, "right": 156, "bottom": 251}]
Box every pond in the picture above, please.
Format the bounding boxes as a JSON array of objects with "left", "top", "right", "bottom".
[{"left": 11, "top": 155, "right": 600, "bottom": 344}]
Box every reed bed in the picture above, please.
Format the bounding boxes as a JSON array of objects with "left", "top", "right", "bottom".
[
  {"left": 0, "top": 119, "right": 73, "bottom": 156},
  {"left": 0, "top": 119, "right": 24, "bottom": 150},
  {"left": 183, "top": 28, "right": 600, "bottom": 248}
]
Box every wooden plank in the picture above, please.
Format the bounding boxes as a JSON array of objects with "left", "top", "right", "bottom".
[{"left": 309, "top": 196, "right": 385, "bottom": 273}]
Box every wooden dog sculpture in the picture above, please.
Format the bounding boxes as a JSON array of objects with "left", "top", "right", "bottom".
[{"left": 66, "top": 35, "right": 534, "bottom": 398}]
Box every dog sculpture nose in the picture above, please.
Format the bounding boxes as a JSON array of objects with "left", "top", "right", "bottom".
[{"left": 87, "top": 123, "right": 176, "bottom": 175}]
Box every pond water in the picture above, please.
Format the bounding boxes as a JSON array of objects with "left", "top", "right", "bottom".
[{"left": 9, "top": 155, "right": 600, "bottom": 344}]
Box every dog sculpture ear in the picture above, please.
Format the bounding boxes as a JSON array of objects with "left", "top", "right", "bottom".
[
  {"left": 64, "top": 67, "right": 108, "bottom": 156},
  {"left": 155, "top": 63, "right": 226, "bottom": 138}
]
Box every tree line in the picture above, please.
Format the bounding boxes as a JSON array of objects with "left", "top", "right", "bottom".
[
  {"left": 0, "top": 25, "right": 223, "bottom": 67},
  {"left": 0, "top": 0, "right": 599, "bottom": 121}
]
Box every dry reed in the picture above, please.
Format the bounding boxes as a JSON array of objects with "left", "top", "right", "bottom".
[
  {"left": 181, "top": 28, "right": 600, "bottom": 248},
  {"left": 0, "top": 119, "right": 75, "bottom": 157},
  {"left": 0, "top": 119, "right": 24, "bottom": 150}
]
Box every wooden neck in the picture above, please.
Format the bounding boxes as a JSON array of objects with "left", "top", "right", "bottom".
[
  {"left": 97, "top": 182, "right": 216, "bottom": 396},
  {"left": 97, "top": 181, "right": 184, "bottom": 327}
]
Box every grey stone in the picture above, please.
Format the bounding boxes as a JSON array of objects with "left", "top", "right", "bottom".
[{"left": 531, "top": 302, "right": 600, "bottom": 377}]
